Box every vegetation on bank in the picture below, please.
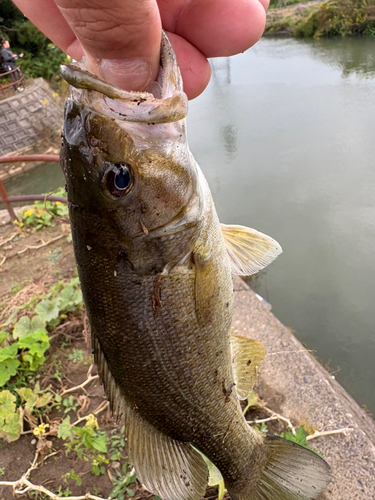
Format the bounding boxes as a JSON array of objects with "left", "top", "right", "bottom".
[{"left": 266, "top": 0, "right": 375, "bottom": 37}]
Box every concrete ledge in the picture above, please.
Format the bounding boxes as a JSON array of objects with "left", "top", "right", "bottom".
[{"left": 233, "top": 277, "right": 375, "bottom": 499}]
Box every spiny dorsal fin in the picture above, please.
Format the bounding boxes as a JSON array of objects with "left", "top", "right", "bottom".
[
  {"left": 230, "top": 335, "right": 265, "bottom": 400},
  {"left": 228, "top": 435, "right": 331, "bottom": 500},
  {"left": 92, "top": 332, "right": 208, "bottom": 500},
  {"left": 221, "top": 224, "right": 282, "bottom": 276}
]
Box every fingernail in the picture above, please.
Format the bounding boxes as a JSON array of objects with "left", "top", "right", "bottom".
[{"left": 88, "top": 57, "right": 152, "bottom": 92}]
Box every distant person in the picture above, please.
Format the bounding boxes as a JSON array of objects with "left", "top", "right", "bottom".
[{"left": 1, "top": 40, "right": 24, "bottom": 91}]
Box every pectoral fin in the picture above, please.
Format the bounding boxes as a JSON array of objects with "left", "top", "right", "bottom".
[
  {"left": 194, "top": 250, "right": 216, "bottom": 327},
  {"left": 221, "top": 224, "right": 282, "bottom": 276},
  {"left": 230, "top": 335, "right": 265, "bottom": 400},
  {"left": 92, "top": 332, "right": 208, "bottom": 500}
]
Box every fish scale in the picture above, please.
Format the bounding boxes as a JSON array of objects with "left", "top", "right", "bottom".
[{"left": 61, "top": 31, "right": 331, "bottom": 500}]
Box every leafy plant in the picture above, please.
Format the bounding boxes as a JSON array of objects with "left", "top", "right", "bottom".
[
  {"left": 200, "top": 454, "right": 226, "bottom": 500},
  {"left": 11, "top": 283, "right": 23, "bottom": 295},
  {"left": 0, "top": 275, "right": 83, "bottom": 390},
  {"left": 279, "top": 425, "right": 322, "bottom": 456},
  {"left": 109, "top": 465, "right": 137, "bottom": 500},
  {"left": 49, "top": 247, "right": 63, "bottom": 263},
  {"left": 254, "top": 422, "right": 268, "bottom": 433},
  {"left": 109, "top": 426, "right": 126, "bottom": 461},
  {"left": 55, "top": 485, "right": 73, "bottom": 497},
  {"left": 0, "top": 385, "right": 52, "bottom": 442},
  {"left": 0, "top": 319, "right": 50, "bottom": 387},
  {"left": 54, "top": 395, "right": 80, "bottom": 415},
  {"left": 61, "top": 469, "right": 83, "bottom": 487},
  {"left": 18, "top": 192, "right": 68, "bottom": 230},
  {"left": 91, "top": 454, "right": 110, "bottom": 475},
  {"left": 68, "top": 349, "right": 84, "bottom": 364},
  {"left": 60, "top": 414, "right": 108, "bottom": 469},
  {"left": 0, "top": 390, "right": 22, "bottom": 442}
]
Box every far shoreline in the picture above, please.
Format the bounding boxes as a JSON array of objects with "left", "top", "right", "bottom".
[{"left": 265, "top": 0, "right": 375, "bottom": 38}]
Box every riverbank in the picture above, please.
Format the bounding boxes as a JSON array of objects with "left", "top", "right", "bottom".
[
  {"left": 234, "top": 278, "right": 375, "bottom": 499},
  {"left": 266, "top": 0, "right": 375, "bottom": 37}
]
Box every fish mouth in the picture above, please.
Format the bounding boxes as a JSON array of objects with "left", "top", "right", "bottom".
[{"left": 60, "top": 32, "right": 188, "bottom": 125}]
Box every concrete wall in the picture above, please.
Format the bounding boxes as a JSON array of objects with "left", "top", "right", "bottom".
[{"left": 0, "top": 78, "right": 63, "bottom": 157}]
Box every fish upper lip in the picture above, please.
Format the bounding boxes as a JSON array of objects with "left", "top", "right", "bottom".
[{"left": 60, "top": 32, "right": 188, "bottom": 125}]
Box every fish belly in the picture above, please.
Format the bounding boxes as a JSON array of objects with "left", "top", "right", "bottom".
[{"left": 75, "top": 230, "right": 258, "bottom": 484}]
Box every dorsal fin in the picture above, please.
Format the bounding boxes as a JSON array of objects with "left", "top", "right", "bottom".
[
  {"left": 92, "top": 332, "right": 208, "bottom": 500},
  {"left": 221, "top": 224, "right": 282, "bottom": 276},
  {"left": 230, "top": 335, "right": 265, "bottom": 400}
]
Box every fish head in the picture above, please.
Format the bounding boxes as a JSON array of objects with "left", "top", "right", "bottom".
[{"left": 61, "top": 33, "right": 204, "bottom": 275}]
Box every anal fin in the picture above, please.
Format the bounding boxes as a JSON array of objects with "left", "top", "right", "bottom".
[
  {"left": 125, "top": 405, "right": 208, "bottom": 500},
  {"left": 230, "top": 335, "right": 265, "bottom": 400},
  {"left": 221, "top": 224, "right": 282, "bottom": 276},
  {"left": 92, "top": 332, "right": 208, "bottom": 500}
]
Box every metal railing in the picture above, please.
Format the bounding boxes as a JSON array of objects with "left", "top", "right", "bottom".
[
  {"left": 0, "top": 154, "right": 67, "bottom": 222},
  {"left": 0, "top": 66, "right": 25, "bottom": 95}
]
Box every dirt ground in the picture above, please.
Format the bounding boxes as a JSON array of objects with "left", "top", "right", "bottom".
[{"left": 0, "top": 212, "right": 288, "bottom": 500}]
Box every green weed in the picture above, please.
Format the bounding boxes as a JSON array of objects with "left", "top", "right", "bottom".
[
  {"left": 109, "top": 465, "right": 137, "bottom": 499},
  {"left": 0, "top": 385, "right": 53, "bottom": 442},
  {"left": 279, "top": 425, "right": 322, "bottom": 456},
  {"left": 68, "top": 349, "right": 84, "bottom": 364},
  {"left": 0, "top": 277, "right": 83, "bottom": 390},
  {"left": 16, "top": 190, "right": 68, "bottom": 230},
  {"left": 55, "top": 485, "right": 73, "bottom": 497},
  {"left": 61, "top": 469, "right": 83, "bottom": 487},
  {"left": 54, "top": 395, "right": 80, "bottom": 414},
  {"left": 11, "top": 283, "right": 23, "bottom": 295}
]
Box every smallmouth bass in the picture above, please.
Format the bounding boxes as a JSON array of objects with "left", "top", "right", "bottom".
[{"left": 60, "top": 33, "right": 330, "bottom": 500}]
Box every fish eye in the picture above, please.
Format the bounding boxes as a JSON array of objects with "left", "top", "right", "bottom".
[{"left": 103, "top": 163, "right": 133, "bottom": 198}]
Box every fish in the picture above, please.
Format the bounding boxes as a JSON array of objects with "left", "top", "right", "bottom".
[{"left": 60, "top": 32, "right": 331, "bottom": 500}]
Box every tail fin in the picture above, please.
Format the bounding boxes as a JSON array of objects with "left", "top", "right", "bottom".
[{"left": 227, "top": 435, "right": 331, "bottom": 500}]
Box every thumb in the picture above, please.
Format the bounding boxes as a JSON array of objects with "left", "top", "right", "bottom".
[{"left": 55, "top": 0, "right": 161, "bottom": 91}]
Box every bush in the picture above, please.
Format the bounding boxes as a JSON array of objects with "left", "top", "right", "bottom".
[{"left": 294, "top": 0, "right": 375, "bottom": 38}]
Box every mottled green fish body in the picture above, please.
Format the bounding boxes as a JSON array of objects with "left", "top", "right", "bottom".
[{"left": 61, "top": 33, "right": 330, "bottom": 500}]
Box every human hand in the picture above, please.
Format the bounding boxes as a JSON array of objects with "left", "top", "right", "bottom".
[
  {"left": 12, "top": 0, "right": 269, "bottom": 99},
  {"left": 19, "top": 53, "right": 24, "bottom": 57}
]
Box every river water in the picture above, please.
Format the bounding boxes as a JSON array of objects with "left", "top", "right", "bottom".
[
  {"left": 4, "top": 37, "right": 375, "bottom": 413},
  {"left": 188, "top": 36, "right": 375, "bottom": 414}
]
